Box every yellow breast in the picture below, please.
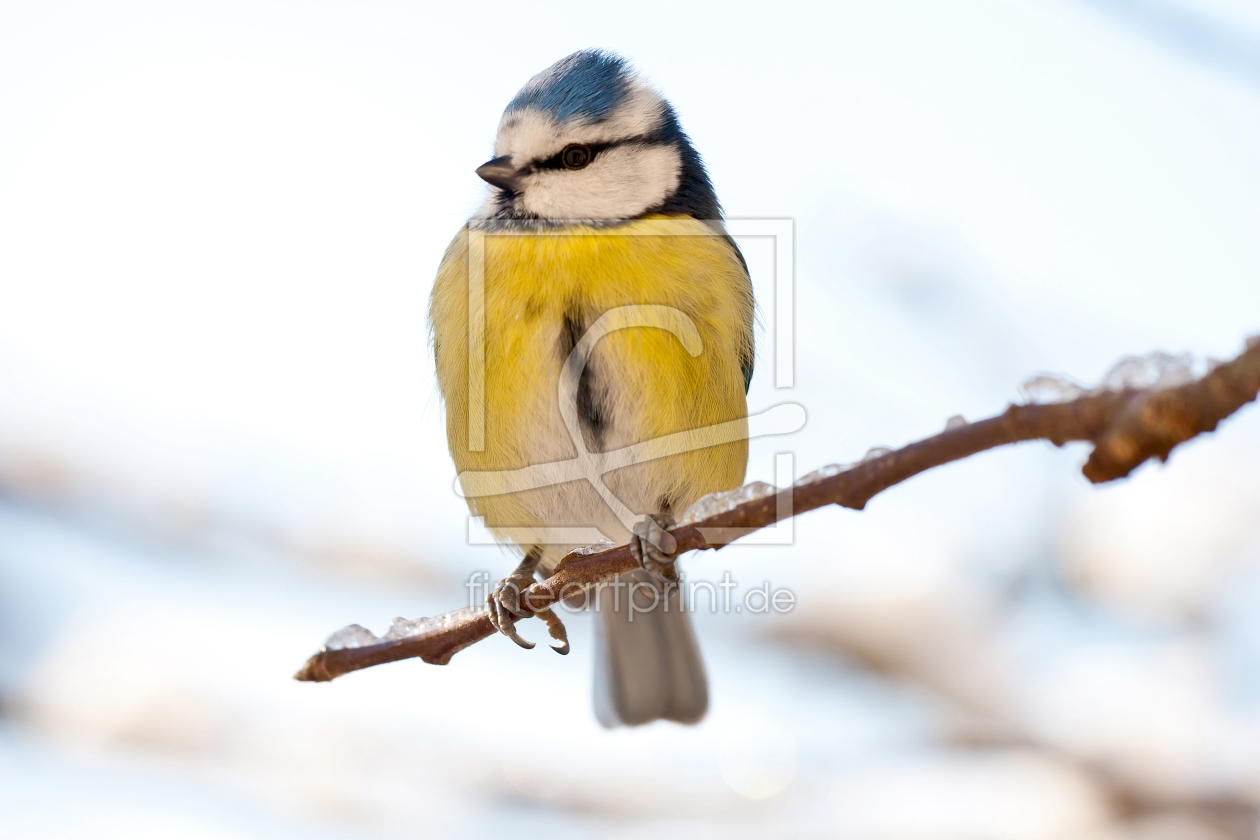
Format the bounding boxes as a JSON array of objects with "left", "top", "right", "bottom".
[{"left": 429, "top": 215, "right": 752, "bottom": 543}]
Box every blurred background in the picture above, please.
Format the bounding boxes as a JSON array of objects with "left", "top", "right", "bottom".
[{"left": 2, "top": 0, "right": 1259, "bottom": 837}]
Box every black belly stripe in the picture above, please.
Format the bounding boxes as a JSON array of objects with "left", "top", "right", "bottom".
[{"left": 561, "top": 307, "right": 609, "bottom": 452}]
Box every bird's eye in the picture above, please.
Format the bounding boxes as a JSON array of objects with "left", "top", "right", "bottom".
[{"left": 561, "top": 144, "right": 592, "bottom": 170}]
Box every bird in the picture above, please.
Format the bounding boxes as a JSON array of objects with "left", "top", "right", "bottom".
[{"left": 428, "top": 50, "right": 753, "bottom": 727}]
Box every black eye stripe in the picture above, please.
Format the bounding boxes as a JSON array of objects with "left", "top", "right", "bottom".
[
  {"left": 534, "top": 142, "right": 611, "bottom": 171},
  {"left": 529, "top": 135, "right": 664, "bottom": 171}
]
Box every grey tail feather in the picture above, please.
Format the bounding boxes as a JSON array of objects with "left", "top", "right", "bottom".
[{"left": 593, "top": 569, "right": 708, "bottom": 728}]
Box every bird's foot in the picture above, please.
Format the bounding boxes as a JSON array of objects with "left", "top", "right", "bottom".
[
  {"left": 487, "top": 570, "right": 538, "bottom": 649},
  {"left": 630, "top": 512, "right": 680, "bottom": 585},
  {"left": 486, "top": 566, "right": 568, "bottom": 654}
]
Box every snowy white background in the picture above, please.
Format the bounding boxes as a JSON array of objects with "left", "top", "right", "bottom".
[{"left": 1, "top": 0, "right": 1259, "bottom": 837}]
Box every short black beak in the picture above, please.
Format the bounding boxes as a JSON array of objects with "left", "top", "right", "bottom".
[{"left": 476, "top": 156, "right": 522, "bottom": 192}]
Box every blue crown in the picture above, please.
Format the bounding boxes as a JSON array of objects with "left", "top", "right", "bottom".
[{"left": 505, "top": 50, "right": 634, "bottom": 123}]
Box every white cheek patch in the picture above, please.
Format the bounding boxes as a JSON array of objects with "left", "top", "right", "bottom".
[{"left": 521, "top": 144, "right": 682, "bottom": 221}]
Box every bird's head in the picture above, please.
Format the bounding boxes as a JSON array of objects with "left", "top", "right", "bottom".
[{"left": 474, "top": 50, "right": 720, "bottom": 225}]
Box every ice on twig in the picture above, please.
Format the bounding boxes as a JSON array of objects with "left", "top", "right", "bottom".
[
  {"left": 1021, "top": 351, "right": 1204, "bottom": 405},
  {"left": 794, "top": 463, "right": 853, "bottom": 487},
  {"left": 572, "top": 540, "right": 615, "bottom": 557},
  {"left": 679, "top": 481, "right": 777, "bottom": 525},
  {"left": 382, "top": 607, "right": 484, "bottom": 642},
  {"left": 323, "top": 607, "right": 486, "bottom": 650},
  {"left": 383, "top": 617, "right": 435, "bottom": 642},
  {"left": 1098, "top": 352, "right": 1195, "bottom": 392},
  {"left": 945, "top": 415, "right": 967, "bottom": 430},
  {"left": 324, "top": 624, "right": 380, "bottom": 650},
  {"left": 1020, "top": 375, "right": 1086, "bottom": 405},
  {"left": 863, "top": 446, "right": 894, "bottom": 462}
]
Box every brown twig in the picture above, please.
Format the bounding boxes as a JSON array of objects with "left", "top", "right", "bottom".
[{"left": 294, "top": 336, "right": 1260, "bottom": 683}]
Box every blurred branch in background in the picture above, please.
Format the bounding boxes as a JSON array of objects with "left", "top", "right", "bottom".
[
  {"left": 1078, "top": 0, "right": 1260, "bottom": 91},
  {"left": 296, "top": 334, "right": 1260, "bottom": 683}
]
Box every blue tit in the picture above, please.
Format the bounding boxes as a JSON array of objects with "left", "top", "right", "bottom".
[{"left": 429, "top": 50, "right": 753, "bottom": 727}]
